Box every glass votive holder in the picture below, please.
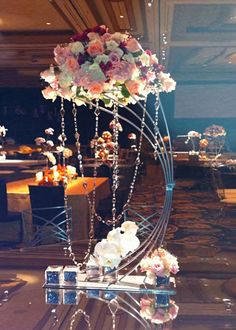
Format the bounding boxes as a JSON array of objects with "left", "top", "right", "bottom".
[
  {"left": 63, "top": 265, "right": 79, "bottom": 286},
  {"left": 86, "top": 289, "right": 101, "bottom": 298},
  {"left": 45, "top": 265, "right": 63, "bottom": 285},
  {"left": 86, "top": 264, "right": 101, "bottom": 282},
  {"left": 45, "top": 288, "right": 62, "bottom": 304},
  {"left": 63, "top": 290, "right": 79, "bottom": 305},
  {"left": 103, "top": 290, "right": 117, "bottom": 301}
]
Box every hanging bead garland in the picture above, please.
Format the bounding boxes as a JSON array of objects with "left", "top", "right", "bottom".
[{"left": 154, "top": 92, "right": 160, "bottom": 160}]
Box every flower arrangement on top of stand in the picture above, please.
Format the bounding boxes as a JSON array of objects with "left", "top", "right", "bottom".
[
  {"left": 40, "top": 25, "right": 176, "bottom": 107},
  {"left": 0, "top": 125, "right": 8, "bottom": 160},
  {"left": 140, "top": 297, "right": 179, "bottom": 326},
  {"left": 86, "top": 221, "right": 140, "bottom": 283}
]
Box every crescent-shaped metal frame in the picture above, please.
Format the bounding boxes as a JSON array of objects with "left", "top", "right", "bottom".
[{"left": 73, "top": 93, "right": 175, "bottom": 280}]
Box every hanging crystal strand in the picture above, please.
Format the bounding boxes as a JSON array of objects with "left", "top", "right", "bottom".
[
  {"left": 108, "top": 298, "right": 119, "bottom": 330},
  {"left": 69, "top": 307, "right": 92, "bottom": 330},
  {"left": 154, "top": 91, "right": 160, "bottom": 160},
  {"left": 60, "top": 99, "right": 79, "bottom": 267},
  {"left": 70, "top": 102, "right": 97, "bottom": 269},
  {"left": 72, "top": 102, "right": 84, "bottom": 177},
  {"left": 79, "top": 100, "right": 100, "bottom": 265},
  {"left": 111, "top": 102, "right": 119, "bottom": 228},
  {"left": 113, "top": 96, "right": 147, "bottom": 224}
]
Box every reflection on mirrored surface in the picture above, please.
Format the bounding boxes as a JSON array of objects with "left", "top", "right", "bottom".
[{"left": 45, "top": 287, "right": 178, "bottom": 330}]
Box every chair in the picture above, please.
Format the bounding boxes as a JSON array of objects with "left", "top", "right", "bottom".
[
  {"left": 123, "top": 205, "right": 157, "bottom": 239},
  {"left": 0, "top": 179, "right": 23, "bottom": 244},
  {"left": 211, "top": 167, "right": 236, "bottom": 215},
  {"left": 22, "top": 185, "right": 72, "bottom": 246}
]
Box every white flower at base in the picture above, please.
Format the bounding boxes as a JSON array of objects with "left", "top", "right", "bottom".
[
  {"left": 121, "top": 221, "right": 139, "bottom": 235},
  {"left": 93, "top": 222, "right": 140, "bottom": 269},
  {"left": 94, "top": 239, "right": 121, "bottom": 268}
]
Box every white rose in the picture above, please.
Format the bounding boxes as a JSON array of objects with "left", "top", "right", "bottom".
[{"left": 105, "top": 40, "right": 119, "bottom": 51}]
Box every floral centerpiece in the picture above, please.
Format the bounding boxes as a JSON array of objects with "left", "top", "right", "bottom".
[
  {"left": 140, "top": 297, "right": 179, "bottom": 325},
  {"left": 204, "top": 124, "right": 226, "bottom": 138},
  {"left": 185, "top": 130, "right": 201, "bottom": 154},
  {"left": 35, "top": 127, "right": 76, "bottom": 185},
  {"left": 36, "top": 164, "right": 77, "bottom": 186},
  {"left": 87, "top": 221, "right": 140, "bottom": 283},
  {"left": 40, "top": 25, "right": 176, "bottom": 107},
  {"left": 204, "top": 124, "right": 226, "bottom": 157},
  {"left": 140, "top": 247, "right": 179, "bottom": 286}
]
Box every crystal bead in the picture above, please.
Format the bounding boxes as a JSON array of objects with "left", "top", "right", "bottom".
[{"left": 135, "top": 157, "right": 141, "bottom": 165}]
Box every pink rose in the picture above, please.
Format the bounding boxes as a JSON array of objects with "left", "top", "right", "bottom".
[
  {"left": 125, "top": 80, "right": 141, "bottom": 95},
  {"left": 54, "top": 45, "right": 71, "bottom": 66},
  {"left": 88, "top": 81, "right": 104, "bottom": 95},
  {"left": 101, "top": 33, "right": 112, "bottom": 42},
  {"left": 146, "top": 71, "right": 156, "bottom": 82},
  {"left": 170, "top": 263, "right": 179, "bottom": 274},
  {"left": 65, "top": 57, "right": 80, "bottom": 71},
  {"left": 126, "top": 38, "right": 141, "bottom": 52},
  {"left": 108, "top": 62, "right": 135, "bottom": 82},
  {"left": 87, "top": 40, "right": 104, "bottom": 57}
]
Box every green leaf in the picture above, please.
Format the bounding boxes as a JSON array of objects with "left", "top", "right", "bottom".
[
  {"left": 121, "top": 85, "right": 130, "bottom": 98},
  {"left": 132, "top": 50, "right": 143, "bottom": 57},
  {"left": 103, "top": 98, "right": 110, "bottom": 105}
]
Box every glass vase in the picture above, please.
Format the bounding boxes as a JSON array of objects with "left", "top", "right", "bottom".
[
  {"left": 156, "top": 275, "right": 170, "bottom": 287},
  {"left": 155, "top": 275, "right": 170, "bottom": 307},
  {"left": 103, "top": 266, "right": 118, "bottom": 284}
]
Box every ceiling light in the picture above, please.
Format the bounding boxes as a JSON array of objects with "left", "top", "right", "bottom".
[
  {"left": 119, "top": 15, "right": 124, "bottom": 19},
  {"left": 46, "top": 22, "right": 51, "bottom": 25}
]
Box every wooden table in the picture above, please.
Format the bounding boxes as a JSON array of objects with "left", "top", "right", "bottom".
[{"left": 7, "top": 177, "right": 110, "bottom": 241}]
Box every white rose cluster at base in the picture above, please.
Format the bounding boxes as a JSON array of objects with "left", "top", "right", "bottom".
[{"left": 92, "top": 221, "right": 140, "bottom": 268}]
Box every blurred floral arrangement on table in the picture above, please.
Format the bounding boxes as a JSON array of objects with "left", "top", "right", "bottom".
[
  {"left": 140, "top": 247, "right": 179, "bottom": 285},
  {"left": 35, "top": 128, "right": 77, "bottom": 186},
  {"left": 185, "top": 130, "right": 201, "bottom": 153},
  {"left": 204, "top": 124, "right": 226, "bottom": 138},
  {"left": 0, "top": 125, "right": 8, "bottom": 159},
  {"left": 140, "top": 297, "right": 179, "bottom": 325},
  {"left": 90, "top": 221, "right": 140, "bottom": 269},
  {"left": 40, "top": 25, "right": 176, "bottom": 107},
  {"left": 204, "top": 124, "right": 226, "bottom": 157}
]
